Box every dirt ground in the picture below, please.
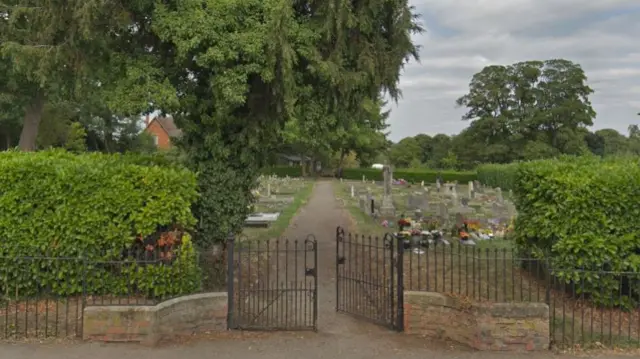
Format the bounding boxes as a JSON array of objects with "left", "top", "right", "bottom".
[{"left": 0, "top": 181, "right": 633, "bottom": 359}]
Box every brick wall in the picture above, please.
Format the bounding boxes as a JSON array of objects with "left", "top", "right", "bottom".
[
  {"left": 404, "top": 291, "right": 550, "bottom": 352},
  {"left": 83, "top": 292, "right": 227, "bottom": 346},
  {"left": 145, "top": 120, "right": 172, "bottom": 149}
]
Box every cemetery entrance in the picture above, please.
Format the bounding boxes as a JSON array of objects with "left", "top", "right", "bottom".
[
  {"left": 227, "top": 235, "right": 318, "bottom": 331},
  {"left": 335, "top": 227, "right": 404, "bottom": 331}
]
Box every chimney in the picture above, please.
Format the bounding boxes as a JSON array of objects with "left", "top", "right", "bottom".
[{"left": 144, "top": 114, "right": 150, "bottom": 126}]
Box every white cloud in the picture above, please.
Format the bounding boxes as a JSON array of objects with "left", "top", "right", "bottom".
[{"left": 388, "top": 1, "right": 640, "bottom": 141}]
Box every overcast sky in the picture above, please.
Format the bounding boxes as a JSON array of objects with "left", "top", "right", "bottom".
[{"left": 386, "top": 0, "right": 640, "bottom": 142}]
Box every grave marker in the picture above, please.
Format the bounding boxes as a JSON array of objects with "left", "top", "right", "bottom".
[{"left": 380, "top": 165, "right": 396, "bottom": 216}]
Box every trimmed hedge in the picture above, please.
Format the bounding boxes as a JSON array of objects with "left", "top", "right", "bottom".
[
  {"left": 514, "top": 156, "right": 640, "bottom": 308},
  {"left": 0, "top": 150, "right": 200, "bottom": 299},
  {"left": 477, "top": 163, "right": 520, "bottom": 190},
  {"left": 262, "top": 166, "right": 303, "bottom": 177},
  {"left": 343, "top": 168, "right": 477, "bottom": 183},
  {"left": 262, "top": 166, "right": 477, "bottom": 183}
]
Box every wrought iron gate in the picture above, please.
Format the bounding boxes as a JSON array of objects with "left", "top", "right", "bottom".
[
  {"left": 335, "top": 227, "right": 404, "bottom": 330},
  {"left": 227, "top": 235, "right": 318, "bottom": 331}
]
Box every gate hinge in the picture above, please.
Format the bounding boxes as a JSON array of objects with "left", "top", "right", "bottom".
[{"left": 337, "top": 257, "right": 345, "bottom": 265}]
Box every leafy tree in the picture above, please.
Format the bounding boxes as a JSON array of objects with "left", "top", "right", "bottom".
[
  {"left": 455, "top": 59, "right": 596, "bottom": 163},
  {"left": 146, "top": 0, "right": 421, "bottom": 245},
  {"left": 389, "top": 137, "right": 421, "bottom": 167},
  {"left": 1, "top": 1, "right": 173, "bottom": 151}
]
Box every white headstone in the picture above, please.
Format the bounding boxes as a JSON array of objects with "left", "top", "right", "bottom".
[
  {"left": 350, "top": 185, "right": 355, "bottom": 198},
  {"left": 362, "top": 175, "right": 365, "bottom": 183},
  {"left": 421, "top": 180, "right": 424, "bottom": 187}
]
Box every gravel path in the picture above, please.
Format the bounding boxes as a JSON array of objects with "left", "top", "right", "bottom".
[{"left": 0, "top": 181, "right": 631, "bottom": 359}]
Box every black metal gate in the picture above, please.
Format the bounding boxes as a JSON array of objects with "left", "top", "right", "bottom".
[
  {"left": 227, "top": 235, "right": 318, "bottom": 331},
  {"left": 335, "top": 227, "right": 404, "bottom": 330}
]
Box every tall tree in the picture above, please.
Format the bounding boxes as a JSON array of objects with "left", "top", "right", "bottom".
[
  {"left": 146, "top": 0, "right": 421, "bottom": 244},
  {"left": 456, "top": 59, "right": 596, "bottom": 161}
]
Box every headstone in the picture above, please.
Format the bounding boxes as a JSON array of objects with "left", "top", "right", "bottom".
[
  {"left": 350, "top": 185, "right": 355, "bottom": 198},
  {"left": 421, "top": 180, "right": 425, "bottom": 187},
  {"left": 461, "top": 197, "right": 469, "bottom": 207},
  {"left": 414, "top": 209, "right": 423, "bottom": 221},
  {"left": 359, "top": 195, "right": 367, "bottom": 212},
  {"left": 468, "top": 181, "right": 474, "bottom": 192},
  {"left": 436, "top": 180, "right": 441, "bottom": 192},
  {"left": 496, "top": 188, "right": 504, "bottom": 203},
  {"left": 380, "top": 165, "right": 396, "bottom": 216},
  {"left": 438, "top": 202, "right": 448, "bottom": 219},
  {"left": 267, "top": 183, "right": 271, "bottom": 197},
  {"left": 362, "top": 175, "right": 365, "bottom": 183}
]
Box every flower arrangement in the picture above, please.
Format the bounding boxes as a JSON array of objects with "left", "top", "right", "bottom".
[
  {"left": 410, "top": 228, "right": 422, "bottom": 236},
  {"left": 397, "top": 217, "right": 411, "bottom": 232}
]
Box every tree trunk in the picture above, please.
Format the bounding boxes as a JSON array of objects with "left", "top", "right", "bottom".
[
  {"left": 5, "top": 132, "right": 11, "bottom": 149},
  {"left": 337, "top": 149, "right": 347, "bottom": 175},
  {"left": 18, "top": 92, "right": 46, "bottom": 152}
]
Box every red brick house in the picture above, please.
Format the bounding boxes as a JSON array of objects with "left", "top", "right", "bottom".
[{"left": 144, "top": 115, "right": 182, "bottom": 150}]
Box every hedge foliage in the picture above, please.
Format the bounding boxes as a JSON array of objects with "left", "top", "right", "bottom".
[
  {"left": 513, "top": 156, "right": 640, "bottom": 308},
  {"left": 262, "top": 166, "right": 303, "bottom": 177},
  {"left": 0, "top": 150, "right": 201, "bottom": 299},
  {"left": 344, "top": 168, "right": 477, "bottom": 183},
  {"left": 263, "top": 166, "right": 477, "bottom": 183},
  {"left": 476, "top": 163, "right": 520, "bottom": 190}
]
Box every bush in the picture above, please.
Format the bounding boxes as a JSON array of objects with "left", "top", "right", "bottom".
[
  {"left": 342, "top": 168, "right": 477, "bottom": 183},
  {"left": 513, "top": 155, "right": 640, "bottom": 308},
  {"left": 477, "top": 163, "right": 520, "bottom": 190},
  {"left": 0, "top": 150, "right": 200, "bottom": 299},
  {"left": 262, "top": 166, "right": 303, "bottom": 177},
  {"left": 121, "top": 150, "right": 187, "bottom": 169}
]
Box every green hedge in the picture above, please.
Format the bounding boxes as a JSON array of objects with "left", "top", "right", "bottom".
[
  {"left": 514, "top": 156, "right": 640, "bottom": 308},
  {"left": 262, "top": 166, "right": 303, "bottom": 177},
  {"left": 477, "top": 163, "right": 520, "bottom": 190},
  {"left": 342, "top": 168, "right": 477, "bottom": 183},
  {"left": 262, "top": 166, "right": 477, "bottom": 183},
  {"left": 0, "top": 150, "right": 200, "bottom": 299}
]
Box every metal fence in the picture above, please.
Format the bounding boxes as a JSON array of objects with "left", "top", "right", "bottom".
[
  {"left": 403, "top": 244, "right": 640, "bottom": 349},
  {"left": 0, "top": 248, "right": 228, "bottom": 339}
]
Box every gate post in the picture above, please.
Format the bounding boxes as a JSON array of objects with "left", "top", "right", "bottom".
[
  {"left": 335, "top": 226, "right": 343, "bottom": 312},
  {"left": 226, "top": 232, "right": 235, "bottom": 330},
  {"left": 395, "top": 234, "right": 405, "bottom": 331}
]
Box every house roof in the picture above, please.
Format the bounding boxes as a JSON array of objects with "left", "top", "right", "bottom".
[{"left": 148, "top": 116, "right": 182, "bottom": 138}]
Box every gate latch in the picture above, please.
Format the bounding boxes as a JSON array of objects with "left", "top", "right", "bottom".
[
  {"left": 305, "top": 267, "right": 316, "bottom": 276},
  {"left": 337, "top": 257, "right": 345, "bottom": 265}
]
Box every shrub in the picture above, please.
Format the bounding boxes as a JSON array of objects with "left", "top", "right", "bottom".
[
  {"left": 342, "top": 168, "right": 477, "bottom": 183},
  {"left": 262, "top": 166, "right": 303, "bottom": 177},
  {"left": 477, "top": 163, "right": 520, "bottom": 190},
  {"left": 121, "top": 150, "right": 187, "bottom": 169},
  {"left": 0, "top": 150, "right": 200, "bottom": 299},
  {"left": 513, "top": 155, "right": 640, "bottom": 308}
]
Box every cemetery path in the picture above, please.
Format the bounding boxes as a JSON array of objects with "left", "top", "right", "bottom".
[{"left": 1, "top": 181, "right": 631, "bottom": 359}]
